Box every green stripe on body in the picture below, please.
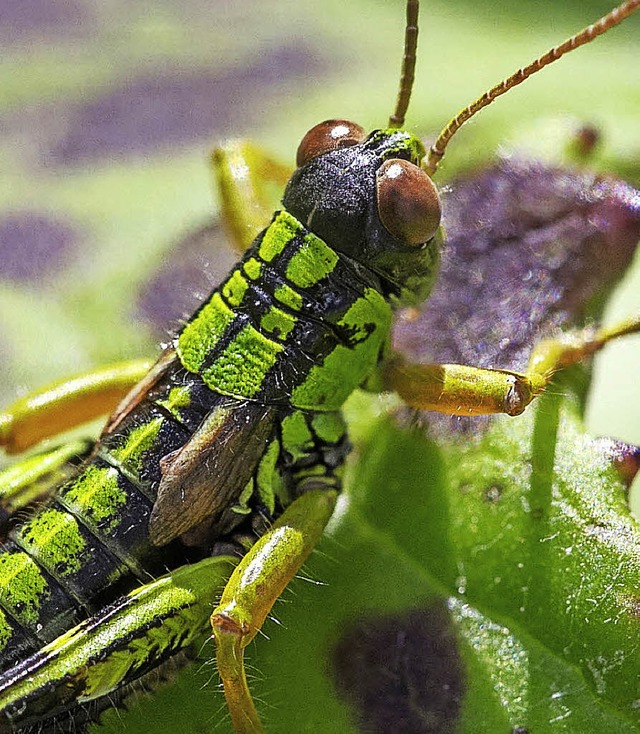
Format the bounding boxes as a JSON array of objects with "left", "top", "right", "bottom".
[
  {"left": 156, "top": 386, "right": 192, "bottom": 423},
  {"left": 291, "top": 288, "right": 392, "bottom": 410},
  {"left": 202, "top": 325, "right": 283, "bottom": 398},
  {"left": 243, "top": 257, "right": 262, "bottom": 280},
  {"left": 222, "top": 270, "right": 249, "bottom": 307},
  {"left": 177, "top": 292, "right": 235, "bottom": 373},
  {"left": 0, "top": 552, "right": 49, "bottom": 626},
  {"left": 256, "top": 439, "right": 282, "bottom": 514},
  {"left": 260, "top": 306, "right": 297, "bottom": 341},
  {"left": 285, "top": 232, "right": 338, "bottom": 288},
  {"left": 108, "top": 417, "right": 163, "bottom": 476},
  {"left": 281, "top": 412, "right": 314, "bottom": 463},
  {"left": 274, "top": 283, "right": 302, "bottom": 311},
  {"left": 258, "top": 211, "right": 300, "bottom": 262},
  {"left": 15, "top": 509, "right": 86, "bottom": 577},
  {"left": 232, "top": 479, "right": 254, "bottom": 516},
  {"left": 61, "top": 465, "right": 127, "bottom": 534}
]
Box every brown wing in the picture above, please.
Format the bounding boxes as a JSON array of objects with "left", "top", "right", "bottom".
[
  {"left": 102, "top": 348, "right": 179, "bottom": 436},
  {"left": 148, "top": 401, "right": 277, "bottom": 546}
]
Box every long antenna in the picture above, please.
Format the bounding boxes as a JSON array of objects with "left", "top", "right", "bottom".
[
  {"left": 424, "top": 0, "right": 640, "bottom": 176},
  {"left": 389, "top": 0, "right": 420, "bottom": 128}
]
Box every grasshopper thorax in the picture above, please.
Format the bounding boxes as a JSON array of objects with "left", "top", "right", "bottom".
[{"left": 283, "top": 120, "right": 443, "bottom": 306}]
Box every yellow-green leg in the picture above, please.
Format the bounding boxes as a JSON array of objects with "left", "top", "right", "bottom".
[
  {"left": 385, "top": 317, "right": 640, "bottom": 415},
  {"left": 212, "top": 140, "right": 292, "bottom": 254},
  {"left": 0, "top": 439, "right": 92, "bottom": 529},
  {"left": 0, "top": 359, "right": 152, "bottom": 453},
  {"left": 211, "top": 488, "right": 337, "bottom": 734}
]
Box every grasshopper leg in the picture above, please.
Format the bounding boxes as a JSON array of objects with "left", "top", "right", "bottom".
[
  {"left": 212, "top": 140, "right": 292, "bottom": 254},
  {"left": 385, "top": 316, "right": 640, "bottom": 416},
  {"left": 0, "top": 555, "right": 237, "bottom": 731},
  {"left": 211, "top": 488, "right": 337, "bottom": 734},
  {"left": 0, "top": 439, "right": 93, "bottom": 533},
  {"left": 0, "top": 359, "right": 152, "bottom": 454}
]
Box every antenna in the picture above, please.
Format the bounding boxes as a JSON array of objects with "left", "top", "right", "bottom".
[
  {"left": 389, "top": 0, "right": 420, "bottom": 128},
  {"left": 423, "top": 0, "right": 639, "bottom": 176}
]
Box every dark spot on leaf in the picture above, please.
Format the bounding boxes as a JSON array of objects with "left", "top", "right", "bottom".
[
  {"left": 512, "top": 727, "right": 530, "bottom": 734},
  {"left": 0, "top": 0, "right": 91, "bottom": 42},
  {"left": 592, "top": 437, "right": 640, "bottom": 490},
  {"left": 332, "top": 603, "right": 464, "bottom": 734},
  {"left": 393, "top": 160, "right": 640, "bottom": 435},
  {"left": 137, "top": 219, "right": 237, "bottom": 336},
  {"left": 571, "top": 124, "right": 601, "bottom": 158},
  {"left": 0, "top": 212, "right": 79, "bottom": 282},
  {"left": 530, "top": 507, "right": 544, "bottom": 521},
  {"left": 48, "top": 46, "right": 323, "bottom": 164},
  {"left": 484, "top": 484, "right": 503, "bottom": 503}
]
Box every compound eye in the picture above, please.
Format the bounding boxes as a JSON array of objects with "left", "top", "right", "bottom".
[
  {"left": 296, "top": 120, "right": 366, "bottom": 167},
  {"left": 376, "top": 158, "right": 441, "bottom": 246}
]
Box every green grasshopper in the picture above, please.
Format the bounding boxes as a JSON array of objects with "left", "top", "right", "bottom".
[{"left": 0, "top": 1, "right": 638, "bottom": 732}]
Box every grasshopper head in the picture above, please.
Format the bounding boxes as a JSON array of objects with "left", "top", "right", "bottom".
[{"left": 282, "top": 120, "right": 443, "bottom": 306}]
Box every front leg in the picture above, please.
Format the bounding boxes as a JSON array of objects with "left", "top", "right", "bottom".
[{"left": 385, "top": 317, "right": 640, "bottom": 416}]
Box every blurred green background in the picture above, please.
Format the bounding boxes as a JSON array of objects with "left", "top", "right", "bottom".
[{"left": 0, "top": 0, "right": 638, "bottom": 444}]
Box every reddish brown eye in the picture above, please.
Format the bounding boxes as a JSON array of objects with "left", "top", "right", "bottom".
[
  {"left": 296, "top": 120, "right": 366, "bottom": 167},
  {"left": 376, "top": 158, "right": 441, "bottom": 246}
]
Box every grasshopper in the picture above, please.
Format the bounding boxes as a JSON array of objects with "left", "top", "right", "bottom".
[{"left": 0, "top": 1, "right": 638, "bottom": 732}]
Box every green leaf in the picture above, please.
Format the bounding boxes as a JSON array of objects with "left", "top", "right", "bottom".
[{"left": 97, "top": 391, "right": 640, "bottom": 733}]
